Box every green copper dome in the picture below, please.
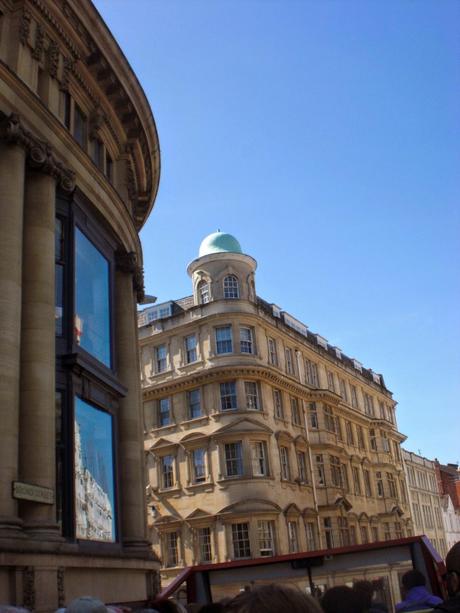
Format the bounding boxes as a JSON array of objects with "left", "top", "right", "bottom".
[{"left": 198, "top": 231, "right": 243, "bottom": 257}]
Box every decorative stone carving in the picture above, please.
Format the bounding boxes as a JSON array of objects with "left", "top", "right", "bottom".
[
  {"left": 115, "top": 250, "right": 145, "bottom": 302},
  {"left": 0, "top": 113, "right": 76, "bottom": 191},
  {"left": 115, "top": 250, "right": 137, "bottom": 274},
  {"left": 32, "top": 24, "right": 45, "bottom": 60},
  {"left": 60, "top": 55, "right": 74, "bottom": 91},
  {"left": 89, "top": 103, "right": 106, "bottom": 138},
  {"left": 23, "top": 566, "right": 35, "bottom": 611},
  {"left": 47, "top": 39, "right": 60, "bottom": 78},
  {"left": 19, "top": 10, "right": 32, "bottom": 46}
]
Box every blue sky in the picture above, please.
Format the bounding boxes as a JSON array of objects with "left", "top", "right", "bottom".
[{"left": 94, "top": 0, "right": 459, "bottom": 464}]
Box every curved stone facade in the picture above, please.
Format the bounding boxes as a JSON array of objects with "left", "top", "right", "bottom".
[
  {"left": 0, "top": 0, "right": 160, "bottom": 608},
  {"left": 140, "top": 237, "right": 411, "bottom": 585}
]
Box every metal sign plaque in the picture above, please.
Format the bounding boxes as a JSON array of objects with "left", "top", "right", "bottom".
[{"left": 13, "top": 481, "right": 54, "bottom": 504}]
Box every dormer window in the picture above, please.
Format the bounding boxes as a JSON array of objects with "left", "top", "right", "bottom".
[
  {"left": 223, "top": 275, "right": 239, "bottom": 299},
  {"left": 198, "top": 280, "right": 210, "bottom": 304}
]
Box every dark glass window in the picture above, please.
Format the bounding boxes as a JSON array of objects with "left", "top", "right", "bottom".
[
  {"left": 90, "top": 138, "right": 104, "bottom": 170},
  {"left": 220, "top": 381, "right": 237, "bottom": 411},
  {"left": 185, "top": 334, "right": 197, "bottom": 363},
  {"left": 75, "top": 227, "right": 111, "bottom": 367},
  {"left": 55, "top": 391, "right": 64, "bottom": 531},
  {"left": 188, "top": 389, "right": 201, "bottom": 419},
  {"left": 106, "top": 151, "right": 113, "bottom": 182},
  {"left": 215, "top": 326, "right": 232, "bottom": 354},
  {"left": 225, "top": 442, "right": 243, "bottom": 477},
  {"left": 63, "top": 91, "right": 71, "bottom": 129},
  {"left": 158, "top": 398, "right": 171, "bottom": 427},
  {"left": 192, "top": 448, "right": 206, "bottom": 482},
  {"left": 55, "top": 218, "right": 64, "bottom": 336},
  {"left": 73, "top": 104, "right": 87, "bottom": 148},
  {"left": 74, "top": 397, "right": 116, "bottom": 542}
]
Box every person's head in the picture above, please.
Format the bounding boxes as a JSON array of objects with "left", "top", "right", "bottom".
[
  {"left": 400, "top": 569, "right": 426, "bottom": 596},
  {"left": 66, "top": 598, "right": 107, "bottom": 613},
  {"left": 445, "top": 541, "right": 460, "bottom": 597},
  {"left": 149, "top": 601, "right": 181, "bottom": 613},
  {"left": 353, "top": 580, "right": 375, "bottom": 610},
  {"left": 224, "top": 583, "right": 322, "bottom": 613},
  {"left": 321, "top": 585, "right": 363, "bottom": 613}
]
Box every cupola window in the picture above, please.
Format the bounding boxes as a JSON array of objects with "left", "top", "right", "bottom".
[
  {"left": 198, "top": 280, "right": 210, "bottom": 304},
  {"left": 223, "top": 274, "right": 239, "bottom": 299}
]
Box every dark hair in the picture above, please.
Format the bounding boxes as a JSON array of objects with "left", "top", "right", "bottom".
[
  {"left": 224, "top": 583, "right": 322, "bottom": 613},
  {"left": 149, "top": 600, "right": 181, "bottom": 613},
  {"left": 198, "top": 605, "right": 226, "bottom": 613},
  {"left": 321, "top": 585, "right": 363, "bottom": 613},
  {"left": 401, "top": 570, "right": 426, "bottom": 590},
  {"left": 446, "top": 541, "right": 460, "bottom": 574},
  {"left": 353, "top": 580, "right": 374, "bottom": 610}
]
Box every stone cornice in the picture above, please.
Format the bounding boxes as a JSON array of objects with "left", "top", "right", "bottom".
[
  {"left": 143, "top": 363, "right": 341, "bottom": 403},
  {"left": 0, "top": 112, "right": 75, "bottom": 190}
]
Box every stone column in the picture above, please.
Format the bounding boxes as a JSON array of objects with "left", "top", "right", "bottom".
[
  {"left": 115, "top": 256, "right": 150, "bottom": 553},
  {"left": 18, "top": 169, "right": 61, "bottom": 538},
  {"left": 0, "top": 141, "right": 26, "bottom": 536}
]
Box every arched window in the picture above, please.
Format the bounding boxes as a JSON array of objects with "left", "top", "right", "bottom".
[
  {"left": 223, "top": 275, "right": 239, "bottom": 299},
  {"left": 198, "top": 280, "right": 210, "bottom": 304}
]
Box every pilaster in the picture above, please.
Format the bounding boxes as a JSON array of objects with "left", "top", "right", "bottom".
[
  {"left": 0, "top": 141, "right": 26, "bottom": 536},
  {"left": 18, "top": 169, "right": 61, "bottom": 539},
  {"left": 115, "top": 251, "right": 151, "bottom": 554}
]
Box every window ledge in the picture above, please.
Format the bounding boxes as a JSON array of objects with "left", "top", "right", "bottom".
[
  {"left": 179, "top": 359, "right": 205, "bottom": 370},
  {"left": 182, "top": 415, "right": 210, "bottom": 428},
  {"left": 185, "top": 481, "right": 215, "bottom": 491},
  {"left": 212, "top": 409, "right": 268, "bottom": 421},
  {"left": 217, "top": 475, "right": 274, "bottom": 486},
  {"left": 151, "top": 424, "right": 177, "bottom": 433},
  {"left": 156, "top": 485, "right": 181, "bottom": 495}
]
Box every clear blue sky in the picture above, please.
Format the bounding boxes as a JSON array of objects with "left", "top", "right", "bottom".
[{"left": 94, "top": 0, "right": 459, "bottom": 464}]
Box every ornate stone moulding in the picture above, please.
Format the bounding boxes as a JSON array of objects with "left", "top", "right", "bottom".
[{"left": 0, "top": 112, "right": 75, "bottom": 191}]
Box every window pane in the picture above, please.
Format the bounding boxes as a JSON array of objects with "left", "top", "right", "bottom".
[
  {"left": 75, "top": 228, "right": 111, "bottom": 367},
  {"left": 188, "top": 388, "right": 201, "bottom": 419},
  {"left": 198, "top": 527, "right": 212, "bottom": 562},
  {"left": 216, "top": 326, "right": 232, "bottom": 354},
  {"left": 232, "top": 523, "right": 250, "bottom": 558},
  {"left": 158, "top": 398, "right": 171, "bottom": 426},
  {"left": 192, "top": 448, "right": 206, "bottom": 482},
  {"left": 73, "top": 104, "right": 87, "bottom": 148},
  {"left": 240, "top": 327, "right": 253, "bottom": 353},
  {"left": 161, "top": 455, "right": 174, "bottom": 488},
  {"left": 220, "top": 381, "right": 237, "bottom": 411},
  {"left": 223, "top": 275, "right": 239, "bottom": 299},
  {"left": 55, "top": 263, "right": 64, "bottom": 336},
  {"left": 185, "top": 334, "right": 197, "bottom": 363},
  {"left": 74, "top": 397, "right": 115, "bottom": 542},
  {"left": 225, "top": 442, "right": 243, "bottom": 476}
]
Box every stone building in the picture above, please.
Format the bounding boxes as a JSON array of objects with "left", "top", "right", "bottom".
[
  {"left": 0, "top": 0, "right": 160, "bottom": 609},
  {"left": 440, "top": 494, "right": 460, "bottom": 554},
  {"left": 402, "top": 450, "right": 447, "bottom": 556},
  {"left": 435, "top": 461, "right": 460, "bottom": 511},
  {"left": 139, "top": 232, "right": 411, "bottom": 585}
]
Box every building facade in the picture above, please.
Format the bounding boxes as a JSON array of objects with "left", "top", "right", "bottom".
[
  {"left": 402, "top": 450, "right": 447, "bottom": 556},
  {"left": 140, "top": 232, "right": 411, "bottom": 585},
  {"left": 435, "top": 461, "right": 460, "bottom": 511},
  {"left": 440, "top": 494, "right": 460, "bottom": 554},
  {"left": 0, "top": 0, "right": 160, "bottom": 609}
]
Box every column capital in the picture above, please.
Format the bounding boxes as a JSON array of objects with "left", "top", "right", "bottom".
[
  {"left": 0, "top": 112, "right": 75, "bottom": 192},
  {"left": 115, "top": 249, "right": 145, "bottom": 302}
]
